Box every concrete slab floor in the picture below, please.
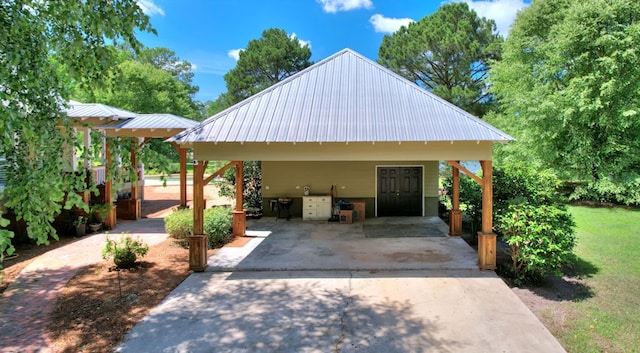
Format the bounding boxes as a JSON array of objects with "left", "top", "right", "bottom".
[
  {"left": 115, "top": 218, "right": 566, "bottom": 353},
  {"left": 115, "top": 270, "right": 565, "bottom": 353}
]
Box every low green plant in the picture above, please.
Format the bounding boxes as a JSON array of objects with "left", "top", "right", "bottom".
[
  {"left": 102, "top": 233, "right": 149, "bottom": 269},
  {"left": 164, "top": 208, "right": 193, "bottom": 245},
  {"left": 499, "top": 204, "right": 576, "bottom": 283},
  {"left": 90, "top": 203, "right": 113, "bottom": 223},
  {"left": 164, "top": 207, "right": 233, "bottom": 248},
  {"left": 204, "top": 207, "right": 233, "bottom": 248}
]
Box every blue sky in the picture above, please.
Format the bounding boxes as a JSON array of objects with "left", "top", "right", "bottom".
[{"left": 136, "top": 0, "right": 530, "bottom": 102}]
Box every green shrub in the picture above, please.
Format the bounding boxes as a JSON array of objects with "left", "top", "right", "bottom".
[
  {"left": 204, "top": 207, "right": 233, "bottom": 248},
  {"left": 218, "top": 161, "right": 262, "bottom": 212},
  {"left": 442, "top": 162, "right": 562, "bottom": 234},
  {"left": 571, "top": 176, "right": 640, "bottom": 206},
  {"left": 165, "top": 207, "right": 233, "bottom": 248},
  {"left": 499, "top": 204, "right": 576, "bottom": 283},
  {"left": 102, "top": 233, "right": 149, "bottom": 269},
  {"left": 164, "top": 208, "right": 193, "bottom": 244}
]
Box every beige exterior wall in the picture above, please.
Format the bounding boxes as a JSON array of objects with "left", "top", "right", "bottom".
[
  {"left": 262, "top": 161, "right": 439, "bottom": 216},
  {"left": 192, "top": 141, "right": 493, "bottom": 161}
]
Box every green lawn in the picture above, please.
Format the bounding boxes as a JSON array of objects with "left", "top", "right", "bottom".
[{"left": 559, "top": 206, "right": 640, "bottom": 353}]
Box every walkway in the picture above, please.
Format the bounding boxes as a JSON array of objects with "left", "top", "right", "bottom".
[{"left": 0, "top": 219, "right": 169, "bottom": 353}]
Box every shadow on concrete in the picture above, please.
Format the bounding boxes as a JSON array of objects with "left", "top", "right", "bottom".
[{"left": 116, "top": 272, "right": 466, "bottom": 353}]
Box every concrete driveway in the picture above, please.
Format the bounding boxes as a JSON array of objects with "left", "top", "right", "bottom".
[{"left": 116, "top": 218, "right": 566, "bottom": 353}]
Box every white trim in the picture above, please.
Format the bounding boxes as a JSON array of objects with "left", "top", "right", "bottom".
[{"left": 374, "top": 164, "right": 425, "bottom": 217}]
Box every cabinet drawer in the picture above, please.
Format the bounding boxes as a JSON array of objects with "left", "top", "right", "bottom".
[
  {"left": 305, "top": 203, "right": 317, "bottom": 210},
  {"left": 303, "top": 210, "right": 317, "bottom": 219}
]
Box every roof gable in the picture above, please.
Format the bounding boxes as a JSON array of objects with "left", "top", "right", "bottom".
[{"left": 172, "top": 49, "right": 513, "bottom": 144}]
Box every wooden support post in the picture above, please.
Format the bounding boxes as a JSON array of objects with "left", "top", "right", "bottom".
[
  {"left": 179, "top": 147, "right": 187, "bottom": 208},
  {"left": 190, "top": 160, "right": 207, "bottom": 272},
  {"left": 232, "top": 161, "right": 246, "bottom": 237},
  {"left": 478, "top": 160, "right": 497, "bottom": 270},
  {"left": 449, "top": 163, "right": 462, "bottom": 236},
  {"left": 127, "top": 139, "right": 140, "bottom": 220},
  {"left": 104, "top": 140, "right": 116, "bottom": 229},
  {"left": 82, "top": 128, "right": 91, "bottom": 205}
]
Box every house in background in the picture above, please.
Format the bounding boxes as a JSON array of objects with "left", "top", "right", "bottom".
[{"left": 172, "top": 48, "right": 513, "bottom": 270}]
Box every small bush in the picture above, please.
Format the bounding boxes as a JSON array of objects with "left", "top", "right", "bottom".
[
  {"left": 165, "top": 207, "right": 233, "bottom": 248},
  {"left": 204, "top": 207, "right": 233, "bottom": 248},
  {"left": 499, "top": 204, "right": 576, "bottom": 283},
  {"left": 164, "top": 208, "right": 193, "bottom": 244},
  {"left": 102, "top": 233, "right": 149, "bottom": 269}
]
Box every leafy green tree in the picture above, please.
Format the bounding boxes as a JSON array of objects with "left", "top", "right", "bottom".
[
  {"left": 73, "top": 46, "right": 203, "bottom": 182},
  {"left": 224, "top": 28, "right": 313, "bottom": 104},
  {"left": 489, "top": 0, "right": 640, "bottom": 202},
  {"left": 204, "top": 93, "right": 232, "bottom": 118},
  {"left": 77, "top": 47, "right": 201, "bottom": 120},
  {"left": 220, "top": 28, "right": 313, "bottom": 211},
  {"left": 0, "top": 1, "right": 152, "bottom": 266},
  {"left": 378, "top": 3, "right": 502, "bottom": 117},
  {"left": 135, "top": 47, "right": 197, "bottom": 89}
]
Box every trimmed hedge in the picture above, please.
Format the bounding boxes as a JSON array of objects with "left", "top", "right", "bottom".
[
  {"left": 204, "top": 207, "right": 233, "bottom": 248},
  {"left": 164, "top": 207, "right": 233, "bottom": 248},
  {"left": 164, "top": 208, "right": 192, "bottom": 246}
]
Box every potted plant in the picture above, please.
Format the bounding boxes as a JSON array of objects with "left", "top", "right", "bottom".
[
  {"left": 90, "top": 203, "right": 113, "bottom": 230},
  {"left": 101, "top": 233, "right": 149, "bottom": 269},
  {"left": 73, "top": 216, "right": 87, "bottom": 237}
]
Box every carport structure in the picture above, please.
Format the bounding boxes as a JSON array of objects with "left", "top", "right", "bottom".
[{"left": 170, "top": 49, "right": 513, "bottom": 271}]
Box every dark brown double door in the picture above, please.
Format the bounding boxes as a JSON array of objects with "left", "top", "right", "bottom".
[{"left": 377, "top": 167, "right": 422, "bottom": 217}]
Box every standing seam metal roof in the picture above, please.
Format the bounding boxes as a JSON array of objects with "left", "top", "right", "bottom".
[
  {"left": 171, "top": 48, "right": 514, "bottom": 144},
  {"left": 105, "top": 113, "right": 199, "bottom": 130},
  {"left": 64, "top": 101, "right": 138, "bottom": 120}
]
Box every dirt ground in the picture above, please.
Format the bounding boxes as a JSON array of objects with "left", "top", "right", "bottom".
[{"left": 1, "top": 185, "right": 576, "bottom": 351}]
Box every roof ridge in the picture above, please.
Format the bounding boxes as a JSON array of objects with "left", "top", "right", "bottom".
[{"left": 344, "top": 51, "right": 513, "bottom": 140}]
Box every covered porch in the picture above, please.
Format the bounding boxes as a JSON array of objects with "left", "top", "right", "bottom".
[{"left": 65, "top": 102, "right": 198, "bottom": 227}]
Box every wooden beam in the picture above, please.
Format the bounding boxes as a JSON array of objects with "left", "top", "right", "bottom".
[
  {"left": 104, "top": 140, "right": 116, "bottom": 229},
  {"left": 189, "top": 159, "right": 207, "bottom": 272},
  {"left": 480, "top": 160, "right": 493, "bottom": 233},
  {"left": 235, "top": 161, "right": 243, "bottom": 211},
  {"left": 170, "top": 142, "right": 189, "bottom": 208},
  {"left": 232, "top": 161, "right": 246, "bottom": 237},
  {"left": 130, "top": 139, "right": 138, "bottom": 200},
  {"left": 203, "top": 161, "right": 236, "bottom": 185},
  {"left": 193, "top": 160, "right": 205, "bottom": 235},
  {"left": 447, "top": 160, "right": 482, "bottom": 185},
  {"left": 478, "top": 160, "right": 497, "bottom": 270},
  {"left": 179, "top": 147, "right": 187, "bottom": 208},
  {"left": 449, "top": 162, "right": 462, "bottom": 236}
]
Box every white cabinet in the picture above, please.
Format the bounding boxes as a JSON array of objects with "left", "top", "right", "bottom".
[{"left": 303, "top": 195, "right": 332, "bottom": 221}]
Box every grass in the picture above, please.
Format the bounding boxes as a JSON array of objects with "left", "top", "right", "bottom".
[{"left": 559, "top": 206, "right": 640, "bottom": 353}]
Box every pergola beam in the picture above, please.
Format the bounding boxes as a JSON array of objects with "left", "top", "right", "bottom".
[
  {"left": 447, "top": 160, "right": 482, "bottom": 185},
  {"left": 447, "top": 160, "right": 497, "bottom": 269}
]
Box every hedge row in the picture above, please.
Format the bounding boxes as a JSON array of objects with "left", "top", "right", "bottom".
[{"left": 164, "top": 207, "right": 233, "bottom": 248}]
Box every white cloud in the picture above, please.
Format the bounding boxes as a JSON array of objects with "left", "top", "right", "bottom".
[
  {"left": 228, "top": 49, "right": 243, "bottom": 61},
  {"left": 369, "top": 14, "right": 415, "bottom": 33},
  {"left": 455, "top": 0, "right": 529, "bottom": 36},
  {"left": 290, "top": 33, "right": 312, "bottom": 49},
  {"left": 318, "top": 0, "right": 373, "bottom": 13},
  {"left": 136, "top": 0, "right": 165, "bottom": 16}
]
